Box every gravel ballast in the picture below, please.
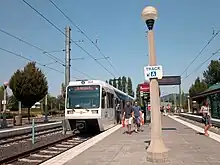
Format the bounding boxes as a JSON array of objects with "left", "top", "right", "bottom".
[{"left": 0, "top": 132, "right": 72, "bottom": 163}]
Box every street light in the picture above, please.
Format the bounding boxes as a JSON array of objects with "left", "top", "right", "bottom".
[{"left": 141, "top": 6, "right": 168, "bottom": 162}]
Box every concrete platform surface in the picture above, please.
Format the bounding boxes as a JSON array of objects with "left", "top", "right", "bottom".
[{"left": 64, "top": 116, "right": 220, "bottom": 165}]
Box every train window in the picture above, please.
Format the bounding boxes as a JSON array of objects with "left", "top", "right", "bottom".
[
  {"left": 107, "top": 93, "right": 114, "bottom": 108},
  {"left": 102, "top": 88, "right": 106, "bottom": 97},
  {"left": 106, "top": 92, "right": 109, "bottom": 108},
  {"left": 101, "top": 97, "right": 105, "bottom": 109},
  {"left": 101, "top": 87, "right": 106, "bottom": 109}
]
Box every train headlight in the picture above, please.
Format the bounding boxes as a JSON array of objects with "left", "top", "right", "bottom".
[
  {"left": 67, "top": 109, "right": 75, "bottom": 114},
  {"left": 91, "top": 110, "right": 98, "bottom": 114}
]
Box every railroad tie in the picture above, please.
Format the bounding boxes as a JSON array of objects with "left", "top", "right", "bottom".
[
  {"left": 40, "top": 150, "right": 60, "bottom": 154},
  {"left": 30, "top": 153, "right": 52, "bottom": 158},
  {"left": 48, "top": 147, "right": 67, "bottom": 151},
  {"left": 56, "top": 144, "right": 73, "bottom": 148},
  {"left": 67, "top": 139, "right": 78, "bottom": 142},
  {"left": 18, "top": 158, "right": 42, "bottom": 163},
  {"left": 62, "top": 141, "right": 76, "bottom": 145}
]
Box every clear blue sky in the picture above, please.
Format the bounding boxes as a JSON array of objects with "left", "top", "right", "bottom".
[{"left": 1, "top": 0, "right": 220, "bottom": 96}]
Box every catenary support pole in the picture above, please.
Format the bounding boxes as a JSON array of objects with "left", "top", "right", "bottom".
[
  {"left": 44, "top": 94, "right": 48, "bottom": 123},
  {"left": 1, "top": 84, "right": 7, "bottom": 128},
  {"left": 32, "top": 119, "right": 35, "bottom": 144},
  {"left": 65, "top": 26, "right": 71, "bottom": 87},
  {"left": 63, "top": 26, "right": 71, "bottom": 135}
]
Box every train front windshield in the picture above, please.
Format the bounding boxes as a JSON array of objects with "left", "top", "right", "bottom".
[{"left": 66, "top": 85, "right": 100, "bottom": 109}]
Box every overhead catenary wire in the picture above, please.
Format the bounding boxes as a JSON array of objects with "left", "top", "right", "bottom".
[
  {"left": 182, "top": 49, "right": 220, "bottom": 82},
  {"left": 0, "top": 29, "right": 64, "bottom": 65},
  {"left": 0, "top": 28, "right": 93, "bottom": 79},
  {"left": 180, "top": 31, "right": 220, "bottom": 77},
  {"left": 22, "top": 0, "right": 115, "bottom": 78},
  {"left": 0, "top": 47, "right": 82, "bottom": 79},
  {"left": 48, "top": 0, "right": 120, "bottom": 77}
]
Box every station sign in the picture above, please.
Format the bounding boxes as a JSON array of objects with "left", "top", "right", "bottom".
[
  {"left": 144, "top": 65, "right": 163, "bottom": 80},
  {"left": 139, "top": 83, "right": 150, "bottom": 93}
]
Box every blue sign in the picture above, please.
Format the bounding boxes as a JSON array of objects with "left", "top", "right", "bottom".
[{"left": 151, "top": 71, "right": 156, "bottom": 77}]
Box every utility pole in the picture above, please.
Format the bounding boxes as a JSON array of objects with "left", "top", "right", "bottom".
[
  {"left": 63, "top": 26, "right": 71, "bottom": 135},
  {"left": 44, "top": 94, "right": 48, "bottom": 123},
  {"left": 1, "top": 82, "right": 8, "bottom": 128},
  {"left": 65, "top": 26, "right": 71, "bottom": 88}
]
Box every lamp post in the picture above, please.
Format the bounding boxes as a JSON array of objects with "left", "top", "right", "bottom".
[
  {"left": 187, "top": 95, "right": 191, "bottom": 113},
  {"left": 141, "top": 6, "right": 168, "bottom": 162}
]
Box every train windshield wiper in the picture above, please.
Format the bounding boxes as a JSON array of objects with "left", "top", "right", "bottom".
[{"left": 75, "top": 105, "right": 90, "bottom": 111}]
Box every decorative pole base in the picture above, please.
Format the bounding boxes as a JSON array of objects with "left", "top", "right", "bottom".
[{"left": 146, "top": 139, "right": 169, "bottom": 163}]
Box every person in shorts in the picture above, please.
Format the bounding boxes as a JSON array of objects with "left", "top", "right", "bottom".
[
  {"left": 122, "top": 101, "right": 133, "bottom": 134},
  {"left": 133, "top": 102, "right": 142, "bottom": 133},
  {"left": 200, "top": 100, "right": 212, "bottom": 136}
]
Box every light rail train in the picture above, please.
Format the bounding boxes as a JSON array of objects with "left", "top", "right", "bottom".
[{"left": 64, "top": 80, "right": 134, "bottom": 133}]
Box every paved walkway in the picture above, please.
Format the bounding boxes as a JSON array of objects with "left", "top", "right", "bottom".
[{"left": 64, "top": 116, "right": 220, "bottom": 165}]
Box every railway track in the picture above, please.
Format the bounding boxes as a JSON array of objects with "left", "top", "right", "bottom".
[
  {"left": 1, "top": 133, "right": 93, "bottom": 165},
  {"left": 0, "top": 127, "right": 62, "bottom": 147},
  {"left": 175, "top": 114, "right": 220, "bottom": 135}
]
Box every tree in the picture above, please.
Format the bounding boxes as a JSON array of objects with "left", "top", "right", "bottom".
[
  {"left": 61, "top": 82, "right": 66, "bottom": 98},
  {"left": 47, "top": 94, "right": 57, "bottom": 111},
  {"left": 117, "top": 77, "right": 122, "bottom": 91},
  {"left": 127, "top": 77, "right": 133, "bottom": 96},
  {"left": 189, "top": 77, "right": 207, "bottom": 97},
  {"left": 203, "top": 60, "right": 220, "bottom": 86},
  {"left": 109, "top": 79, "right": 113, "bottom": 85},
  {"left": 136, "top": 84, "right": 140, "bottom": 102},
  {"left": 122, "top": 76, "right": 127, "bottom": 93},
  {"left": 9, "top": 62, "right": 48, "bottom": 123},
  {"left": 57, "top": 95, "right": 65, "bottom": 110},
  {"left": 113, "top": 78, "right": 117, "bottom": 88},
  {"left": 131, "top": 90, "right": 135, "bottom": 97},
  {"left": 7, "top": 95, "right": 19, "bottom": 110}
]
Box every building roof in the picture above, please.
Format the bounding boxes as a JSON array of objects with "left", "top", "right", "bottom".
[{"left": 192, "top": 83, "right": 220, "bottom": 99}]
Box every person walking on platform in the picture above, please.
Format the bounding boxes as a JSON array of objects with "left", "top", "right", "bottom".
[
  {"left": 132, "top": 102, "right": 142, "bottom": 133},
  {"left": 200, "top": 100, "right": 212, "bottom": 136},
  {"left": 122, "top": 101, "right": 133, "bottom": 134},
  {"left": 115, "top": 104, "right": 121, "bottom": 124}
]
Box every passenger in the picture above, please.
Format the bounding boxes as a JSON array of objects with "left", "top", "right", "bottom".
[
  {"left": 133, "top": 102, "right": 142, "bottom": 133},
  {"left": 122, "top": 101, "right": 133, "bottom": 134},
  {"left": 200, "top": 101, "right": 211, "bottom": 136},
  {"left": 116, "top": 104, "right": 121, "bottom": 124}
]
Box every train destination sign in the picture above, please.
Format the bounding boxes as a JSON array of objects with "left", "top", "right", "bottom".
[{"left": 70, "top": 85, "right": 99, "bottom": 91}]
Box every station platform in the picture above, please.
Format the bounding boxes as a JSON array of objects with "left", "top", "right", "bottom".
[
  {"left": 42, "top": 115, "right": 220, "bottom": 165},
  {"left": 0, "top": 116, "right": 63, "bottom": 131}
]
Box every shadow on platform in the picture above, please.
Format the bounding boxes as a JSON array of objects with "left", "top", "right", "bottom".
[{"left": 162, "top": 127, "right": 177, "bottom": 131}]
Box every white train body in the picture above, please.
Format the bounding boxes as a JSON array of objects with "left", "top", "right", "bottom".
[{"left": 64, "top": 80, "right": 134, "bottom": 133}]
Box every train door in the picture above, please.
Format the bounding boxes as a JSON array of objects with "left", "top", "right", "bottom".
[
  {"left": 101, "top": 88, "right": 108, "bottom": 129},
  {"left": 107, "top": 92, "right": 114, "bottom": 124}
]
